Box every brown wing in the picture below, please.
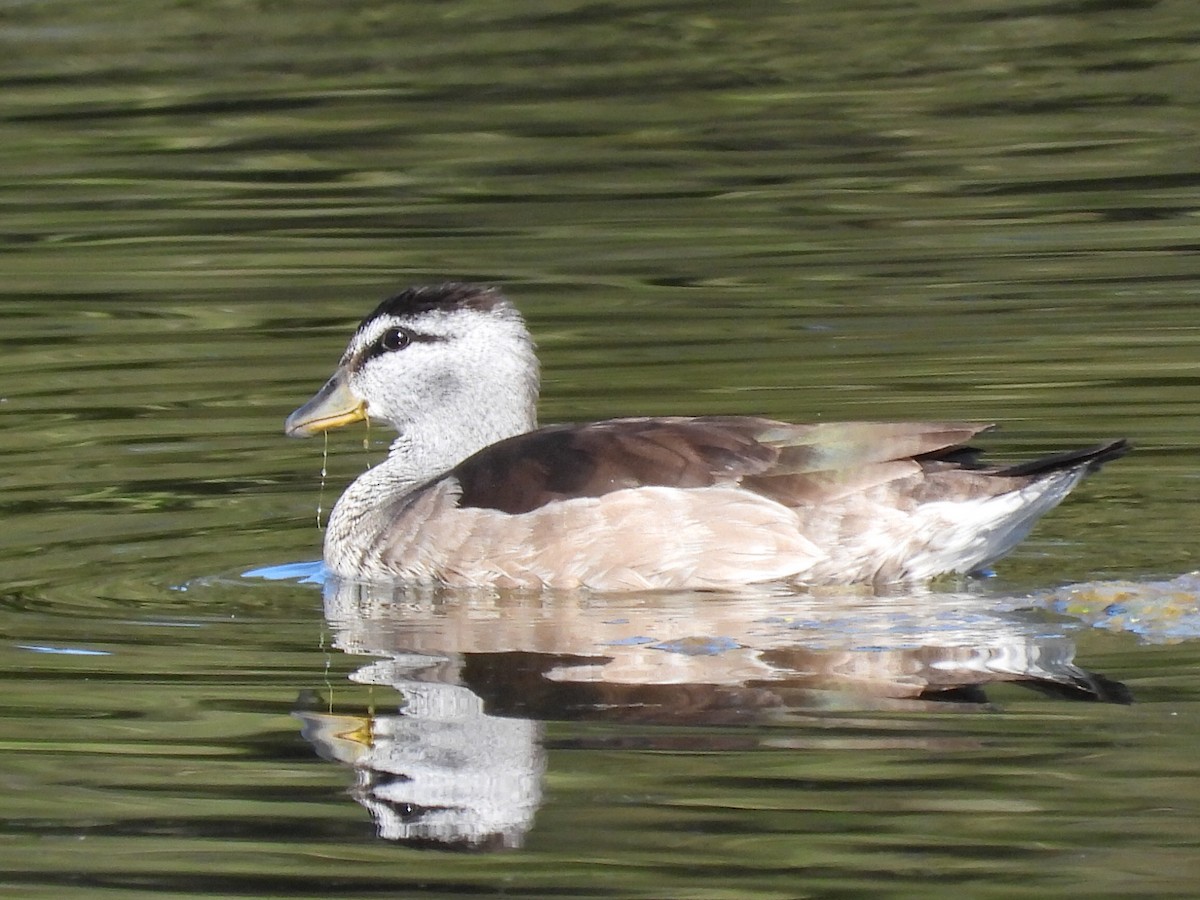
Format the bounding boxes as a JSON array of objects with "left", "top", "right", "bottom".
[{"left": 450, "top": 416, "right": 993, "bottom": 515}]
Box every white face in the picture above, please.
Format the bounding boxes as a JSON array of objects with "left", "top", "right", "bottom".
[{"left": 343, "top": 304, "right": 539, "bottom": 439}]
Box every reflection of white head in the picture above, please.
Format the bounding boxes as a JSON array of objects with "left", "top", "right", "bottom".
[{"left": 361, "top": 682, "right": 544, "bottom": 848}]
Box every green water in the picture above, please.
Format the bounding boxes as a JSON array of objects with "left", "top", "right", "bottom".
[{"left": 2, "top": 1, "right": 1200, "bottom": 897}]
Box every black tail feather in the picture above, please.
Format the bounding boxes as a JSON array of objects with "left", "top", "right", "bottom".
[{"left": 997, "top": 439, "right": 1131, "bottom": 479}]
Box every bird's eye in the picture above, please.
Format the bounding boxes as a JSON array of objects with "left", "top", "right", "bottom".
[{"left": 380, "top": 327, "right": 412, "bottom": 352}]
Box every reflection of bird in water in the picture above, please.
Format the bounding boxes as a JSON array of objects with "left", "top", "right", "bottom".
[
  {"left": 323, "top": 580, "right": 1132, "bottom": 709},
  {"left": 294, "top": 680, "right": 544, "bottom": 851},
  {"left": 286, "top": 283, "right": 1127, "bottom": 590},
  {"left": 297, "top": 582, "right": 1129, "bottom": 849}
]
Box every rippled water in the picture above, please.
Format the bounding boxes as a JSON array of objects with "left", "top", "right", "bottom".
[{"left": 3, "top": 1, "right": 1200, "bottom": 897}]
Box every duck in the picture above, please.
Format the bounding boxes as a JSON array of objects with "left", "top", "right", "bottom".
[{"left": 285, "top": 282, "right": 1128, "bottom": 591}]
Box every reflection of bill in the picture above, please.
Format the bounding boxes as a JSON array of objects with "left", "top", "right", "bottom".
[{"left": 300, "top": 577, "right": 1129, "bottom": 848}]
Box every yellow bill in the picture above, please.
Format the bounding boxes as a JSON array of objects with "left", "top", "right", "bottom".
[{"left": 285, "top": 368, "right": 366, "bottom": 438}]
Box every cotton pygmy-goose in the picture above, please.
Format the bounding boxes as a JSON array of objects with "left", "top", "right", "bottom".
[{"left": 285, "top": 283, "right": 1127, "bottom": 591}]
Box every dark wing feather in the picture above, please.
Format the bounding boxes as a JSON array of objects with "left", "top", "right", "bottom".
[
  {"left": 452, "top": 417, "right": 781, "bottom": 514},
  {"left": 451, "top": 416, "right": 994, "bottom": 515}
]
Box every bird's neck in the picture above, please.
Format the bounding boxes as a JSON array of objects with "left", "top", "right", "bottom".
[
  {"left": 323, "top": 408, "right": 537, "bottom": 573},
  {"left": 387, "top": 404, "right": 539, "bottom": 485}
]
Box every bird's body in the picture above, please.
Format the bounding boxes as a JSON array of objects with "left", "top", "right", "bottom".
[{"left": 285, "top": 283, "right": 1127, "bottom": 591}]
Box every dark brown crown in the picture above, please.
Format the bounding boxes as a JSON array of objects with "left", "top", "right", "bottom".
[{"left": 361, "top": 283, "right": 509, "bottom": 327}]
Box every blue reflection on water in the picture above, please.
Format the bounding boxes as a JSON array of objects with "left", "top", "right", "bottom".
[
  {"left": 243, "top": 560, "right": 327, "bottom": 584},
  {"left": 17, "top": 644, "right": 111, "bottom": 656}
]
